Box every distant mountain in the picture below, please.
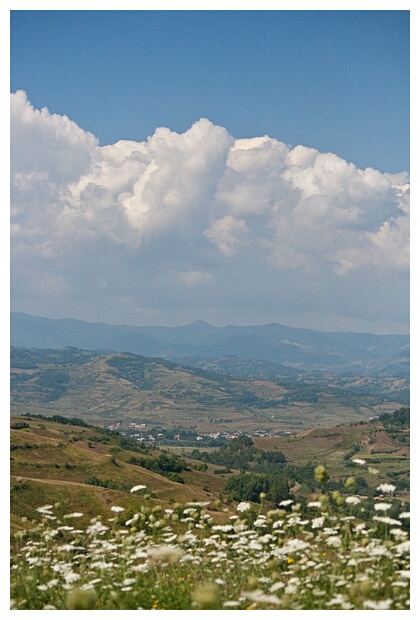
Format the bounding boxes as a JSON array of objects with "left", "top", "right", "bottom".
[
  {"left": 11, "top": 346, "right": 403, "bottom": 432},
  {"left": 10, "top": 312, "right": 409, "bottom": 377}
]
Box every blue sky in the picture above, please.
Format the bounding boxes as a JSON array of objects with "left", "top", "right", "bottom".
[
  {"left": 11, "top": 10, "right": 409, "bottom": 173},
  {"left": 8, "top": 7, "right": 411, "bottom": 334}
]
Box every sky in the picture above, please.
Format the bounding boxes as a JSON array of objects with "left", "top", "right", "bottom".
[{"left": 7, "top": 5, "right": 411, "bottom": 335}]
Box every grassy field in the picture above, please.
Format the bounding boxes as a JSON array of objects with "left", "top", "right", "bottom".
[{"left": 11, "top": 484, "right": 409, "bottom": 610}]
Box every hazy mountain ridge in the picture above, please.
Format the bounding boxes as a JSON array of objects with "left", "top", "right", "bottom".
[{"left": 11, "top": 313, "right": 409, "bottom": 376}]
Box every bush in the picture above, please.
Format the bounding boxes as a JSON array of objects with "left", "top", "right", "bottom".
[{"left": 11, "top": 422, "right": 30, "bottom": 430}]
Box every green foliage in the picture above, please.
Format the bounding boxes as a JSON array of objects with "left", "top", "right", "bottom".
[
  {"left": 83, "top": 475, "right": 131, "bottom": 492},
  {"left": 128, "top": 452, "right": 188, "bottom": 480},
  {"left": 166, "top": 472, "right": 185, "bottom": 484},
  {"left": 23, "top": 413, "right": 91, "bottom": 428},
  {"left": 343, "top": 444, "right": 361, "bottom": 461},
  {"left": 280, "top": 383, "right": 318, "bottom": 404},
  {"left": 379, "top": 407, "right": 410, "bottom": 428},
  {"left": 225, "top": 472, "right": 290, "bottom": 504},
  {"left": 188, "top": 435, "right": 286, "bottom": 472}
]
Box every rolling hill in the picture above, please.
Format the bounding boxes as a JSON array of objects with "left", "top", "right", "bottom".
[
  {"left": 10, "top": 407, "right": 409, "bottom": 536},
  {"left": 10, "top": 413, "right": 234, "bottom": 534},
  {"left": 10, "top": 346, "right": 406, "bottom": 433}
]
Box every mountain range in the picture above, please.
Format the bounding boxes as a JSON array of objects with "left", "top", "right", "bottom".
[{"left": 10, "top": 312, "right": 409, "bottom": 377}]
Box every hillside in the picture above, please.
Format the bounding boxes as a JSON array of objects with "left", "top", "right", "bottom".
[
  {"left": 253, "top": 413, "right": 409, "bottom": 496},
  {"left": 11, "top": 312, "right": 409, "bottom": 376},
  {"left": 10, "top": 414, "right": 235, "bottom": 534},
  {"left": 11, "top": 408, "right": 409, "bottom": 535},
  {"left": 10, "top": 347, "right": 406, "bottom": 433}
]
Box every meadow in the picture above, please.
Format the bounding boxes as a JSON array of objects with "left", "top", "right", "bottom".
[{"left": 11, "top": 472, "right": 409, "bottom": 610}]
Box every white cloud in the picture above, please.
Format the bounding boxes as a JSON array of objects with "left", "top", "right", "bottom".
[
  {"left": 10, "top": 91, "right": 409, "bottom": 331},
  {"left": 204, "top": 216, "right": 249, "bottom": 257}
]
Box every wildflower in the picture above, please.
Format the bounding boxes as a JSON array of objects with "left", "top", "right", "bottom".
[
  {"left": 147, "top": 544, "right": 184, "bottom": 564},
  {"left": 191, "top": 582, "right": 221, "bottom": 609},
  {"left": 394, "top": 541, "right": 410, "bottom": 554},
  {"left": 311, "top": 516, "right": 325, "bottom": 529},
  {"left": 279, "top": 499, "right": 294, "bottom": 506},
  {"left": 373, "top": 516, "right": 402, "bottom": 526},
  {"left": 125, "top": 514, "right": 140, "bottom": 526},
  {"left": 307, "top": 501, "right": 322, "bottom": 508},
  {"left": 122, "top": 578, "right": 136, "bottom": 586},
  {"left": 212, "top": 524, "right": 234, "bottom": 532},
  {"left": 325, "top": 535, "right": 342, "bottom": 548},
  {"left": 352, "top": 458, "right": 366, "bottom": 465},
  {"left": 242, "top": 590, "right": 282, "bottom": 605},
  {"left": 111, "top": 506, "right": 124, "bottom": 513},
  {"left": 368, "top": 466, "right": 380, "bottom": 474},
  {"left": 36, "top": 505, "right": 54, "bottom": 514},
  {"left": 236, "top": 501, "right": 251, "bottom": 513},
  {"left": 365, "top": 542, "right": 388, "bottom": 556},
  {"left": 399, "top": 511, "right": 410, "bottom": 519},
  {"left": 374, "top": 502, "right": 392, "bottom": 511},
  {"left": 63, "top": 512, "right": 83, "bottom": 519},
  {"left": 86, "top": 521, "right": 109, "bottom": 535},
  {"left": 345, "top": 496, "right": 361, "bottom": 505},
  {"left": 64, "top": 571, "right": 81, "bottom": 585},
  {"left": 326, "top": 594, "right": 349, "bottom": 607},
  {"left": 376, "top": 483, "right": 396, "bottom": 494},
  {"left": 364, "top": 599, "right": 393, "bottom": 610},
  {"left": 275, "top": 539, "right": 310, "bottom": 555},
  {"left": 130, "top": 485, "right": 146, "bottom": 493}
]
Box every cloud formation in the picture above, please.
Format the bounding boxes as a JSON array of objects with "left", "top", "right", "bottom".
[{"left": 10, "top": 91, "right": 409, "bottom": 333}]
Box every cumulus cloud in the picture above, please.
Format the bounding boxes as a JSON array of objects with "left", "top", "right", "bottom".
[
  {"left": 204, "top": 216, "right": 249, "bottom": 257},
  {"left": 10, "top": 91, "right": 409, "bottom": 331}
]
